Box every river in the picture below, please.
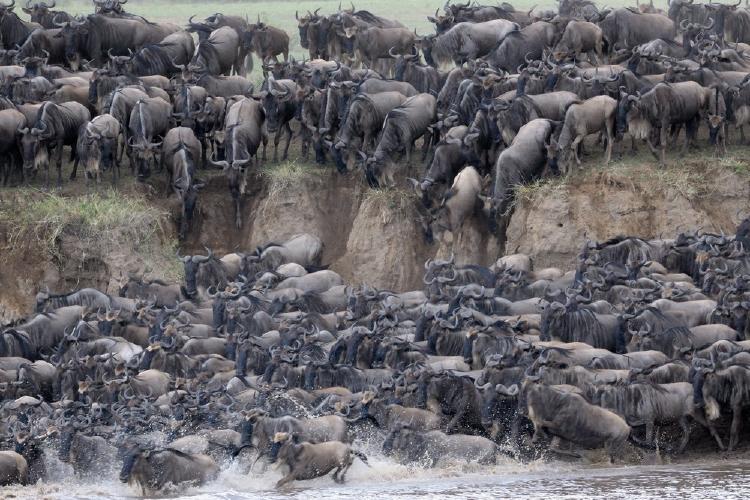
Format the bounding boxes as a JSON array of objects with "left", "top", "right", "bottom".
[{"left": 7, "top": 455, "right": 750, "bottom": 499}]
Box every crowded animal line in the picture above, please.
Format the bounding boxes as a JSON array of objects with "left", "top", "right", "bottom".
[{"left": 1, "top": 0, "right": 750, "bottom": 496}]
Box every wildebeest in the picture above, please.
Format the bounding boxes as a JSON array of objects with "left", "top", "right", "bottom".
[
  {"left": 0, "top": 108, "right": 25, "bottom": 185},
  {"left": 599, "top": 8, "right": 676, "bottom": 52},
  {"left": 119, "top": 444, "right": 219, "bottom": 494},
  {"left": 127, "top": 97, "right": 171, "bottom": 179},
  {"left": 344, "top": 24, "right": 415, "bottom": 71},
  {"left": 126, "top": 30, "right": 195, "bottom": 77},
  {"left": 364, "top": 93, "right": 437, "bottom": 188},
  {"left": 523, "top": 380, "right": 631, "bottom": 461},
  {"left": 243, "top": 20, "right": 290, "bottom": 73},
  {"left": 259, "top": 76, "right": 296, "bottom": 163},
  {"left": 73, "top": 113, "right": 121, "bottom": 185},
  {"left": 188, "top": 24, "right": 240, "bottom": 76},
  {"left": 617, "top": 81, "right": 710, "bottom": 165},
  {"left": 0, "top": 451, "right": 28, "bottom": 485},
  {"left": 546, "top": 95, "right": 617, "bottom": 175},
  {"left": 56, "top": 14, "right": 179, "bottom": 70},
  {"left": 554, "top": 20, "right": 607, "bottom": 64},
  {"left": 383, "top": 426, "right": 499, "bottom": 466},
  {"left": 331, "top": 91, "right": 407, "bottom": 173},
  {"left": 58, "top": 424, "right": 117, "bottom": 479},
  {"left": 489, "top": 118, "right": 553, "bottom": 219},
  {"left": 485, "top": 22, "right": 558, "bottom": 72},
  {"left": 421, "top": 19, "right": 519, "bottom": 67},
  {"left": 162, "top": 127, "right": 202, "bottom": 239},
  {"left": 271, "top": 433, "right": 369, "bottom": 488},
  {"left": 209, "top": 96, "right": 266, "bottom": 229},
  {"left": 17, "top": 100, "right": 90, "bottom": 187},
  {"left": 22, "top": 1, "right": 71, "bottom": 29},
  {"left": 596, "top": 381, "right": 696, "bottom": 452}
]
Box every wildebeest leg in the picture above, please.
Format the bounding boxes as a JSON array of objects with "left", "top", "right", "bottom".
[
  {"left": 272, "top": 129, "right": 282, "bottom": 163},
  {"left": 644, "top": 136, "right": 660, "bottom": 162},
  {"left": 337, "top": 456, "right": 353, "bottom": 483},
  {"left": 235, "top": 191, "right": 242, "bottom": 229},
  {"left": 694, "top": 410, "right": 726, "bottom": 450},
  {"left": 300, "top": 128, "right": 309, "bottom": 160},
  {"left": 605, "top": 122, "right": 614, "bottom": 164},
  {"left": 729, "top": 404, "right": 742, "bottom": 451},
  {"left": 669, "top": 123, "right": 681, "bottom": 146},
  {"left": 112, "top": 160, "right": 118, "bottom": 187},
  {"left": 420, "top": 134, "right": 431, "bottom": 162},
  {"left": 276, "top": 473, "right": 296, "bottom": 488},
  {"left": 571, "top": 135, "right": 584, "bottom": 167},
  {"left": 282, "top": 122, "right": 293, "bottom": 161},
  {"left": 549, "top": 437, "right": 582, "bottom": 458},
  {"left": 645, "top": 420, "right": 655, "bottom": 445},
  {"left": 676, "top": 416, "right": 691, "bottom": 454},
  {"left": 56, "top": 143, "right": 65, "bottom": 187},
  {"left": 657, "top": 126, "right": 668, "bottom": 166}
]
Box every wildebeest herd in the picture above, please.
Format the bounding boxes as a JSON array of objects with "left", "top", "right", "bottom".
[
  {"left": 0, "top": 0, "right": 749, "bottom": 239},
  {"left": 2, "top": 223, "right": 750, "bottom": 493},
  {"left": 3, "top": 0, "right": 750, "bottom": 495}
]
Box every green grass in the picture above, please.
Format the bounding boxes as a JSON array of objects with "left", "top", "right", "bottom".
[{"left": 0, "top": 189, "right": 182, "bottom": 280}]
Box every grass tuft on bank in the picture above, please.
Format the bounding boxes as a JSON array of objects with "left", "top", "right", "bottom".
[
  {"left": 260, "top": 160, "right": 328, "bottom": 195},
  {"left": 0, "top": 189, "right": 181, "bottom": 280},
  {"left": 515, "top": 149, "right": 750, "bottom": 204}
]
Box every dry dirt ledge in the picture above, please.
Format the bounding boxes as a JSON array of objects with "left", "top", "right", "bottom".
[{"left": 1, "top": 154, "right": 748, "bottom": 321}]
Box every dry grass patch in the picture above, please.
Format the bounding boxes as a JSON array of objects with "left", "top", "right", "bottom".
[{"left": 0, "top": 189, "right": 182, "bottom": 281}]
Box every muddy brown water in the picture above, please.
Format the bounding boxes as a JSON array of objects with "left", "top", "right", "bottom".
[{"left": 6, "top": 455, "right": 750, "bottom": 499}]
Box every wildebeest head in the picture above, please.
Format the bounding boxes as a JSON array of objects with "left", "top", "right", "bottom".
[
  {"left": 426, "top": 8, "right": 455, "bottom": 35},
  {"left": 391, "top": 47, "right": 421, "bottom": 82},
  {"left": 119, "top": 443, "right": 146, "bottom": 484},
  {"left": 0, "top": 0, "right": 16, "bottom": 18},
  {"left": 22, "top": 1, "right": 59, "bottom": 25},
  {"left": 422, "top": 254, "right": 457, "bottom": 299},
  {"left": 295, "top": 10, "right": 315, "bottom": 50},
  {"left": 17, "top": 122, "right": 50, "bottom": 173},
  {"left": 177, "top": 247, "right": 213, "bottom": 298},
  {"left": 53, "top": 14, "right": 87, "bottom": 71},
  {"left": 260, "top": 78, "right": 293, "bottom": 133},
  {"left": 128, "top": 137, "right": 162, "bottom": 180}
]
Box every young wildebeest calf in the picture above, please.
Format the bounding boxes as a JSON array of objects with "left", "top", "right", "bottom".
[
  {"left": 546, "top": 95, "right": 617, "bottom": 175},
  {"left": 271, "top": 432, "right": 369, "bottom": 488}
]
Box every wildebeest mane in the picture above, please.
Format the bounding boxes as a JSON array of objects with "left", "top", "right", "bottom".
[
  {"left": 36, "top": 101, "right": 79, "bottom": 134},
  {"left": 0, "top": 11, "right": 35, "bottom": 48},
  {"left": 132, "top": 44, "right": 175, "bottom": 76}
]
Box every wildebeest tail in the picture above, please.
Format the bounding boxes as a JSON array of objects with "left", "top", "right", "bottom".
[{"left": 352, "top": 449, "right": 370, "bottom": 466}]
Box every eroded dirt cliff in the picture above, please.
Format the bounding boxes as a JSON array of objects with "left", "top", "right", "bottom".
[{"left": 1, "top": 157, "right": 748, "bottom": 321}]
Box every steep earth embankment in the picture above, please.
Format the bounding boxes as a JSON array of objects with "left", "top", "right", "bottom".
[{"left": 1, "top": 157, "right": 748, "bottom": 321}]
